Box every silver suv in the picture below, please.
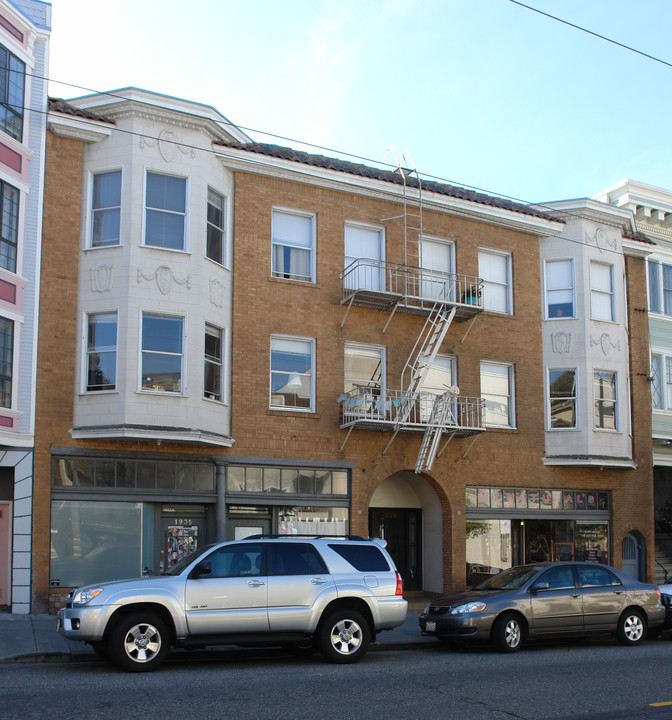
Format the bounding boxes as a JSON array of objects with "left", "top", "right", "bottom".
[{"left": 57, "top": 535, "right": 407, "bottom": 672}]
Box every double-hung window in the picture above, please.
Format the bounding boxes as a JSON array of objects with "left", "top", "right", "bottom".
[
  {"left": 651, "top": 352, "right": 672, "bottom": 410},
  {"left": 0, "top": 316, "right": 13, "bottom": 407},
  {"left": 204, "top": 324, "right": 224, "bottom": 402},
  {"left": 270, "top": 335, "right": 314, "bottom": 411},
  {"left": 86, "top": 312, "right": 117, "bottom": 392},
  {"left": 91, "top": 171, "right": 121, "bottom": 247},
  {"left": 594, "top": 370, "right": 617, "bottom": 430},
  {"left": 545, "top": 259, "right": 575, "bottom": 319},
  {"left": 141, "top": 313, "right": 184, "bottom": 393},
  {"left": 0, "top": 179, "right": 19, "bottom": 273},
  {"left": 344, "top": 343, "right": 384, "bottom": 414},
  {"left": 271, "top": 208, "right": 315, "bottom": 282},
  {"left": 480, "top": 361, "right": 514, "bottom": 427},
  {"left": 145, "top": 172, "right": 187, "bottom": 250},
  {"left": 0, "top": 45, "right": 25, "bottom": 141},
  {"left": 479, "top": 249, "right": 512, "bottom": 314},
  {"left": 421, "top": 355, "right": 457, "bottom": 422},
  {"left": 590, "top": 262, "right": 615, "bottom": 321},
  {"left": 648, "top": 259, "right": 672, "bottom": 316},
  {"left": 548, "top": 368, "right": 577, "bottom": 429},
  {"left": 206, "top": 188, "right": 226, "bottom": 265},
  {"left": 344, "top": 222, "right": 384, "bottom": 291}
]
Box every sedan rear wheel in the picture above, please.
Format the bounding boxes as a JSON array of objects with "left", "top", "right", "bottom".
[
  {"left": 492, "top": 612, "right": 523, "bottom": 653},
  {"left": 617, "top": 609, "right": 646, "bottom": 646}
]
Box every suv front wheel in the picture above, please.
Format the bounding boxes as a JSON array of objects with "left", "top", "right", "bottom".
[
  {"left": 318, "top": 609, "right": 370, "bottom": 664},
  {"left": 108, "top": 612, "right": 170, "bottom": 672}
]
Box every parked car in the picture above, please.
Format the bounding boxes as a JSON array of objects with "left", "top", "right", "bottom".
[
  {"left": 57, "top": 535, "right": 406, "bottom": 672},
  {"left": 659, "top": 583, "right": 672, "bottom": 630},
  {"left": 419, "top": 561, "right": 665, "bottom": 652}
]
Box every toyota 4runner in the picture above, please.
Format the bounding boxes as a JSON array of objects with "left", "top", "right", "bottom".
[{"left": 57, "top": 535, "right": 407, "bottom": 672}]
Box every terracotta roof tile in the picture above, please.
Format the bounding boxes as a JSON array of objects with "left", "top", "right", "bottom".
[{"left": 48, "top": 97, "right": 115, "bottom": 125}]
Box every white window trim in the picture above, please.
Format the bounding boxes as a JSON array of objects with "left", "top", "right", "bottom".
[
  {"left": 344, "top": 342, "right": 387, "bottom": 392},
  {"left": 269, "top": 333, "right": 315, "bottom": 412},
  {"left": 344, "top": 219, "right": 386, "bottom": 262},
  {"left": 205, "top": 187, "right": 229, "bottom": 269},
  {"left": 480, "top": 360, "right": 516, "bottom": 429},
  {"left": 593, "top": 368, "right": 619, "bottom": 432},
  {"left": 86, "top": 168, "right": 122, "bottom": 250},
  {"left": 544, "top": 257, "right": 576, "bottom": 320},
  {"left": 82, "top": 309, "right": 118, "bottom": 395},
  {"left": 589, "top": 261, "right": 616, "bottom": 323},
  {"left": 138, "top": 310, "right": 187, "bottom": 395},
  {"left": 478, "top": 247, "right": 513, "bottom": 315},
  {"left": 271, "top": 206, "right": 317, "bottom": 283},
  {"left": 546, "top": 366, "right": 579, "bottom": 431},
  {"left": 647, "top": 256, "right": 672, "bottom": 319},
  {"left": 204, "top": 322, "right": 227, "bottom": 404},
  {"left": 142, "top": 170, "right": 190, "bottom": 253},
  {"left": 651, "top": 348, "right": 672, "bottom": 413}
]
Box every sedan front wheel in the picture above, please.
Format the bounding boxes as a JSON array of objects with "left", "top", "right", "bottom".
[{"left": 492, "top": 612, "right": 523, "bottom": 653}]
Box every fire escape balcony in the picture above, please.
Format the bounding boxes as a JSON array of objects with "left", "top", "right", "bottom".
[
  {"left": 338, "top": 386, "right": 484, "bottom": 436},
  {"left": 340, "top": 259, "right": 483, "bottom": 323}
]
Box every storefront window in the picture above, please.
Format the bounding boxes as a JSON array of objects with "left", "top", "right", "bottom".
[
  {"left": 277, "top": 507, "right": 348, "bottom": 535},
  {"left": 466, "top": 519, "right": 511, "bottom": 581},
  {"left": 226, "top": 465, "right": 349, "bottom": 497},
  {"left": 575, "top": 522, "right": 608, "bottom": 563},
  {"left": 50, "top": 500, "right": 143, "bottom": 588}
]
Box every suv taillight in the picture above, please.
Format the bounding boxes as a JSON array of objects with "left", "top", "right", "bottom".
[{"left": 395, "top": 571, "right": 403, "bottom": 596}]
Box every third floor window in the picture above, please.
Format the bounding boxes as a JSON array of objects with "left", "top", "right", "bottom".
[
  {"left": 271, "top": 208, "right": 315, "bottom": 282},
  {"left": 0, "top": 179, "right": 19, "bottom": 273},
  {"left": 145, "top": 172, "right": 187, "bottom": 251},
  {"left": 0, "top": 45, "right": 25, "bottom": 141}
]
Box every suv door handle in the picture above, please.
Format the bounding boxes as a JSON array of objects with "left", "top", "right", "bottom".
[
  {"left": 248, "top": 580, "right": 266, "bottom": 587},
  {"left": 311, "top": 578, "right": 328, "bottom": 585}
]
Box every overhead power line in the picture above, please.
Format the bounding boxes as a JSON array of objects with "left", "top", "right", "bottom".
[{"left": 509, "top": 0, "right": 672, "bottom": 69}]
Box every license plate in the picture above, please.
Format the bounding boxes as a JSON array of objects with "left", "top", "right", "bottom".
[{"left": 425, "top": 620, "right": 436, "bottom": 632}]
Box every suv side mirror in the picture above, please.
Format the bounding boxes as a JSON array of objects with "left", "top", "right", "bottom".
[
  {"left": 530, "top": 581, "right": 549, "bottom": 593},
  {"left": 191, "top": 560, "right": 212, "bottom": 579}
]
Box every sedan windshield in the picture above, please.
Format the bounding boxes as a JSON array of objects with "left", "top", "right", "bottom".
[
  {"left": 163, "top": 545, "right": 216, "bottom": 576},
  {"left": 475, "top": 565, "right": 546, "bottom": 591}
]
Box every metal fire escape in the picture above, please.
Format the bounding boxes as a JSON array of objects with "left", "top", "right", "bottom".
[{"left": 338, "top": 150, "right": 485, "bottom": 471}]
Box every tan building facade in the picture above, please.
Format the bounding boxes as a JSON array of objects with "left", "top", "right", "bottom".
[{"left": 32, "top": 90, "right": 655, "bottom": 613}]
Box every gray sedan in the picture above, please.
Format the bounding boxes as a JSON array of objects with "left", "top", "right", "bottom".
[{"left": 419, "top": 562, "right": 666, "bottom": 652}]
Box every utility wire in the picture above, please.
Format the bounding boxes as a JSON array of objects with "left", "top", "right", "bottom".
[{"left": 509, "top": 0, "right": 672, "bottom": 69}]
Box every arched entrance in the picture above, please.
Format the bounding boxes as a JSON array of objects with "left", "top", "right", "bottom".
[
  {"left": 622, "top": 532, "right": 644, "bottom": 581},
  {"left": 368, "top": 470, "right": 443, "bottom": 594}
]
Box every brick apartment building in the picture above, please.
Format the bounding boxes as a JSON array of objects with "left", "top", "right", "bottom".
[{"left": 32, "top": 88, "right": 655, "bottom": 613}]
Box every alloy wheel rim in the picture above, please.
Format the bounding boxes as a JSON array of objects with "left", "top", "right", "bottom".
[
  {"left": 624, "top": 615, "right": 643, "bottom": 642},
  {"left": 505, "top": 620, "right": 521, "bottom": 648},
  {"left": 330, "top": 619, "right": 363, "bottom": 655},
  {"left": 123, "top": 622, "right": 162, "bottom": 663}
]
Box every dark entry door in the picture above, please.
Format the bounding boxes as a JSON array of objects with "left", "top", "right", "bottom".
[{"left": 369, "top": 508, "right": 422, "bottom": 591}]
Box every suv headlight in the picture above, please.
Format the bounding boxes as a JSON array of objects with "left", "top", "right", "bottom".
[
  {"left": 451, "top": 601, "right": 486, "bottom": 615},
  {"left": 72, "top": 587, "right": 104, "bottom": 605}
]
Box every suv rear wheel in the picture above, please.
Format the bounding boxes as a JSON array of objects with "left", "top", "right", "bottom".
[
  {"left": 108, "top": 612, "right": 170, "bottom": 672},
  {"left": 318, "top": 609, "right": 370, "bottom": 664}
]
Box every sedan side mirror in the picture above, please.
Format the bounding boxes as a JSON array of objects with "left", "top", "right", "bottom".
[
  {"left": 530, "top": 581, "right": 549, "bottom": 593},
  {"left": 191, "top": 560, "right": 212, "bottom": 579}
]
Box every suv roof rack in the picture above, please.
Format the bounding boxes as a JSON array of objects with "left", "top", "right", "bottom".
[{"left": 244, "top": 534, "right": 368, "bottom": 541}]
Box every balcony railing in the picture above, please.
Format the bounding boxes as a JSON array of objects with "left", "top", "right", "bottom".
[
  {"left": 340, "top": 259, "right": 484, "bottom": 320},
  {"left": 338, "top": 386, "right": 484, "bottom": 437}
]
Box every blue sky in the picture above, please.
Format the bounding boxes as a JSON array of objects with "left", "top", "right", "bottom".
[{"left": 47, "top": 0, "right": 672, "bottom": 204}]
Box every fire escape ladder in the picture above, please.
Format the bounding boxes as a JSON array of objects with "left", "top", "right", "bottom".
[{"left": 415, "top": 391, "right": 455, "bottom": 473}]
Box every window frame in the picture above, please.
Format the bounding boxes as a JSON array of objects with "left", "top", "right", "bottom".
[
  {"left": 0, "top": 178, "right": 19, "bottom": 274},
  {"left": 589, "top": 261, "right": 615, "bottom": 322},
  {"left": 271, "top": 207, "right": 316, "bottom": 283},
  {"left": 269, "top": 334, "right": 315, "bottom": 412},
  {"left": 143, "top": 170, "right": 188, "bottom": 252},
  {"left": 206, "top": 187, "right": 227, "bottom": 266},
  {"left": 593, "top": 369, "right": 618, "bottom": 431},
  {"left": 478, "top": 248, "right": 513, "bottom": 315},
  {"left": 647, "top": 258, "right": 672, "bottom": 317},
  {"left": 650, "top": 349, "right": 672, "bottom": 412},
  {"left": 480, "top": 360, "right": 515, "bottom": 428},
  {"left": 84, "top": 311, "right": 118, "bottom": 393},
  {"left": 344, "top": 220, "right": 386, "bottom": 292},
  {"left": 0, "top": 314, "right": 13, "bottom": 409},
  {"left": 0, "top": 44, "right": 25, "bottom": 142},
  {"left": 89, "top": 170, "right": 122, "bottom": 248},
  {"left": 204, "top": 323, "right": 225, "bottom": 403},
  {"left": 544, "top": 258, "right": 575, "bottom": 320},
  {"left": 547, "top": 367, "right": 578, "bottom": 430},
  {"left": 139, "top": 311, "right": 186, "bottom": 394}
]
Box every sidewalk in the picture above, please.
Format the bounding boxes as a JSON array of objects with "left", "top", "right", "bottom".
[{"left": 0, "top": 610, "right": 432, "bottom": 664}]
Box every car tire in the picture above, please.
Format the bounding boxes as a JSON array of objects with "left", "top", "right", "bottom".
[
  {"left": 492, "top": 612, "right": 523, "bottom": 653},
  {"left": 108, "top": 612, "right": 170, "bottom": 672},
  {"left": 318, "top": 609, "right": 370, "bottom": 664},
  {"left": 617, "top": 609, "right": 646, "bottom": 646}
]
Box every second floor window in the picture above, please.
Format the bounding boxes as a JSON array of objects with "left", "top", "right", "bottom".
[
  {"left": 0, "top": 45, "right": 25, "bottom": 141},
  {"left": 548, "top": 368, "right": 577, "bottom": 429},
  {"left": 270, "top": 335, "right": 314, "bottom": 411},
  {"left": 480, "top": 362, "right": 514, "bottom": 427},
  {"left": 86, "top": 312, "right": 117, "bottom": 392},
  {"left": 206, "top": 188, "right": 226, "bottom": 265},
  {"left": 0, "top": 180, "right": 19, "bottom": 273},
  {"left": 545, "top": 259, "right": 575, "bottom": 319},
  {"left": 594, "top": 370, "right": 617, "bottom": 430},
  {"left": 145, "top": 172, "right": 187, "bottom": 250},
  {"left": 0, "top": 315, "right": 12, "bottom": 408},
  {"left": 651, "top": 352, "right": 672, "bottom": 410},
  {"left": 590, "top": 262, "right": 615, "bottom": 321},
  {"left": 204, "top": 324, "right": 223, "bottom": 402},
  {"left": 91, "top": 171, "right": 121, "bottom": 247},
  {"left": 271, "top": 208, "right": 315, "bottom": 282},
  {"left": 479, "top": 249, "right": 512, "bottom": 314},
  {"left": 141, "top": 313, "right": 183, "bottom": 393}
]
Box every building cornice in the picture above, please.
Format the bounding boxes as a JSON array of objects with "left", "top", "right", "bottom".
[
  {"left": 542, "top": 455, "right": 636, "bottom": 469},
  {"left": 215, "top": 147, "right": 565, "bottom": 237},
  {"left": 70, "top": 424, "right": 235, "bottom": 447},
  {"left": 47, "top": 111, "right": 113, "bottom": 143}
]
